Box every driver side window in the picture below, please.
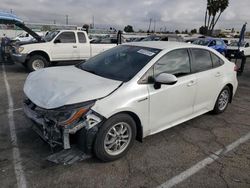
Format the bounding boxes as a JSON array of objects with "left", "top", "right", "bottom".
[
  {"left": 154, "top": 49, "right": 191, "bottom": 77},
  {"left": 55, "top": 32, "right": 76, "bottom": 43}
]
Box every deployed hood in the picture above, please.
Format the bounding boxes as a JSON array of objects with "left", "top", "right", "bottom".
[{"left": 24, "top": 66, "right": 122, "bottom": 109}]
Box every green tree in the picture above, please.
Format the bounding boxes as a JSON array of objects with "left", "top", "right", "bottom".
[
  {"left": 124, "top": 25, "right": 134, "bottom": 33},
  {"left": 82, "top": 24, "right": 89, "bottom": 33},
  {"left": 199, "top": 26, "right": 208, "bottom": 35},
  {"left": 204, "top": 0, "right": 229, "bottom": 35},
  {"left": 191, "top": 28, "right": 197, "bottom": 34},
  {"left": 175, "top": 30, "right": 180, "bottom": 34}
]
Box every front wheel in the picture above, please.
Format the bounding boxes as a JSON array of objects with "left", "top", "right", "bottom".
[
  {"left": 27, "top": 55, "right": 49, "bottom": 72},
  {"left": 94, "top": 114, "right": 136, "bottom": 162},
  {"left": 213, "top": 86, "right": 231, "bottom": 114}
]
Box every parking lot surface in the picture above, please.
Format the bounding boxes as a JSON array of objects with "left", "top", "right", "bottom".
[{"left": 1, "top": 60, "right": 250, "bottom": 188}]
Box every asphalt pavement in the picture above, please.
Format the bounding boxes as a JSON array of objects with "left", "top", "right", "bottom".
[{"left": 0, "top": 60, "right": 250, "bottom": 188}]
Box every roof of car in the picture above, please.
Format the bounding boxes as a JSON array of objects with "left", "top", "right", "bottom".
[{"left": 125, "top": 41, "right": 206, "bottom": 50}]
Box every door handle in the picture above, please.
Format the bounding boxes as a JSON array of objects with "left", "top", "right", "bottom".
[
  {"left": 73, "top": 45, "right": 77, "bottom": 48},
  {"left": 187, "top": 80, "right": 195, "bottom": 87},
  {"left": 215, "top": 72, "right": 221, "bottom": 77}
]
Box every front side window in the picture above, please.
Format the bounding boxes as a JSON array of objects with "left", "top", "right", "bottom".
[
  {"left": 78, "top": 45, "right": 161, "bottom": 82},
  {"left": 77, "top": 32, "right": 86, "bottom": 43},
  {"left": 191, "top": 49, "right": 212, "bottom": 72},
  {"left": 154, "top": 49, "right": 191, "bottom": 77},
  {"left": 55, "top": 32, "right": 76, "bottom": 43}
]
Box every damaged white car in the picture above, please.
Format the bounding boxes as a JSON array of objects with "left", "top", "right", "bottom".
[{"left": 23, "top": 41, "right": 238, "bottom": 162}]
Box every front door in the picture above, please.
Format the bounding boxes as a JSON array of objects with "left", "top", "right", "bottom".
[
  {"left": 148, "top": 49, "right": 197, "bottom": 134},
  {"left": 51, "top": 31, "right": 79, "bottom": 61}
]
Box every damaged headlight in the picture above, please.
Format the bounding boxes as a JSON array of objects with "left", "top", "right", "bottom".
[
  {"left": 46, "top": 100, "right": 95, "bottom": 127},
  {"left": 17, "top": 46, "right": 24, "bottom": 53}
]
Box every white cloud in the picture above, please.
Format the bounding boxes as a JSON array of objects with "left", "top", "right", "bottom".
[{"left": 1, "top": 0, "right": 250, "bottom": 31}]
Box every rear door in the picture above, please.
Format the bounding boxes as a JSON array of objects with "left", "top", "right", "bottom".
[
  {"left": 77, "top": 32, "right": 91, "bottom": 59},
  {"left": 191, "top": 49, "right": 223, "bottom": 114},
  {"left": 51, "top": 31, "right": 79, "bottom": 61}
]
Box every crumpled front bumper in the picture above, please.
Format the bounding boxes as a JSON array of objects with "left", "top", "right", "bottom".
[{"left": 23, "top": 100, "right": 104, "bottom": 152}]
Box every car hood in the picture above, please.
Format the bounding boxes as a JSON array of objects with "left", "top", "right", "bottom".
[{"left": 23, "top": 66, "right": 122, "bottom": 109}]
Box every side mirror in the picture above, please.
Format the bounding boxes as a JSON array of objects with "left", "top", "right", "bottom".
[
  {"left": 154, "top": 73, "right": 177, "bottom": 89},
  {"left": 54, "top": 39, "right": 61, "bottom": 44}
]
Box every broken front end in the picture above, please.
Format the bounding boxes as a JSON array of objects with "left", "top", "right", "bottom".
[{"left": 23, "top": 98, "right": 104, "bottom": 154}]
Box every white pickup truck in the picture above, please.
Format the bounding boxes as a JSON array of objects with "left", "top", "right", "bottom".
[{"left": 12, "top": 30, "right": 116, "bottom": 71}]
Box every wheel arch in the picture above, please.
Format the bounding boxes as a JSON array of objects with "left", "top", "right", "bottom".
[
  {"left": 108, "top": 111, "right": 143, "bottom": 142},
  {"left": 225, "top": 83, "right": 233, "bottom": 103},
  {"left": 27, "top": 50, "right": 50, "bottom": 62}
]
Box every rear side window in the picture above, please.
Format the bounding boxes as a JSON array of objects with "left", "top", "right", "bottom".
[
  {"left": 56, "top": 32, "right": 76, "bottom": 43},
  {"left": 154, "top": 49, "right": 191, "bottom": 77},
  {"left": 191, "top": 49, "right": 212, "bottom": 72},
  {"left": 77, "top": 32, "right": 86, "bottom": 43},
  {"left": 210, "top": 53, "right": 224, "bottom": 68}
]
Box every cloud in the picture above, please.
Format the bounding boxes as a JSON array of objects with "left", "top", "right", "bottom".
[{"left": 1, "top": 0, "right": 250, "bottom": 31}]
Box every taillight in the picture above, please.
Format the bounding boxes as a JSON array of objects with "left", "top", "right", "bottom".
[{"left": 234, "top": 65, "right": 239, "bottom": 71}]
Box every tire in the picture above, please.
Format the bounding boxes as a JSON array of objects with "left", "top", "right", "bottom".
[
  {"left": 213, "top": 86, "right": 231, "bottom": 114},
  {"left": 27, "top": 55, "right": 49, "bottom": 72},
  {"left": 94, "top": 113, "right": 136, "bottom": 162}
]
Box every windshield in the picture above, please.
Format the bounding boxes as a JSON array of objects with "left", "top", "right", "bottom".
[
  {"left": 193, "top": 39, "right": 210, "bottom": 46},
  {"left": 44, "top": 31, "right": 59, "bottom": 42},
  {"left": 78, "top": 45, "right": 161, "bottom": 82}
]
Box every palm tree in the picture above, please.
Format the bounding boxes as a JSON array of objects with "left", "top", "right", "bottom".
[{"left": 204, "top": 0, "right": 229, "bottom": 35}]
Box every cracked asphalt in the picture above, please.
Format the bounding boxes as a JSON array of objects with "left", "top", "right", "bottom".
[{"left": 0, "top": 60, "right": 250, "bottom": 188}]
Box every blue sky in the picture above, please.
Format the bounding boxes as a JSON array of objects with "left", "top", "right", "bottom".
[{"left": 1, "top": 0, "right": 250, "bottom": 31}]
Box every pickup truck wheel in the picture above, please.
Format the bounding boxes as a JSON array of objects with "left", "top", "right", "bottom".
[
  {"left": 94, "top": 114, "right": 136, "bottom": 162},
  {"left": 27, "top": 55, "right": 49, "bottom": 72}
]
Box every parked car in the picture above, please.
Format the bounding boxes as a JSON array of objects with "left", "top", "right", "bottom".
[
  {"left": 23, "top": 41, "right": 238, "bottom": 162},
  {"left": 193, "top": 38, "right": 227, "bottom": 55},
  {"left": 11, "top": 30, "right": 116, "bottom": 71},
  {"left": 226, "top": 40, "right": 250, "bottom": 59},
  {"left": 142, "top": 34, "right": 184, "bottom": 42},
  {"left": 14, "top": 32, "right": 45, "bottom": 42}
]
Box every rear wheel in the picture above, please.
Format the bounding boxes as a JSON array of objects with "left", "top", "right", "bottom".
[
  {"left": 213, "top": 86, "right": 231, "bottom": 114},
  {"left": 27, "top": 55, "right": 49, "bottom": 72},
  {"left": 94, "top": 114, "right": 136, "bottom": 162}
]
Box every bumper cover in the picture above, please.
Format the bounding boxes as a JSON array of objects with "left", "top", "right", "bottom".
[
  {"left": 11, "top": 53, "right": 27, "bottom": 63},
  {"left": 23, "top": 101, "right": 103, "bottom": 153}
]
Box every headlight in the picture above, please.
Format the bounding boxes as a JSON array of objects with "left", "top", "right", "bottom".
[
  {"left": 18, "top": 47, "right": 24, "bottom": 53},
  {"left": 46, "top": 101, "right": 95, "bottom": 127}
]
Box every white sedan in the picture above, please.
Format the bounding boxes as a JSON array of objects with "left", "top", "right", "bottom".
[{"left": 23, "top": 41, "right": 238, "bottom": 162}]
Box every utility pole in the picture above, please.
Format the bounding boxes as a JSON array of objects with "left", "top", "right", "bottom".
[
  {"left": 66, "top": 15, "right": 68, "bottom": 25},
  {"left": 153, "top": 19, "right": 156, "bottom": 33},
  {"left": 148, "top": 18, "right": 152, "bottom": 32},
  {"left": 92, "top": 16, "right": 95, "bottom": 29}
]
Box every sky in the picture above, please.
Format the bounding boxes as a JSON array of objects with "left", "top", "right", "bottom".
[{"left": 1, "top": 0, "right": 250, "bottom": 31}]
